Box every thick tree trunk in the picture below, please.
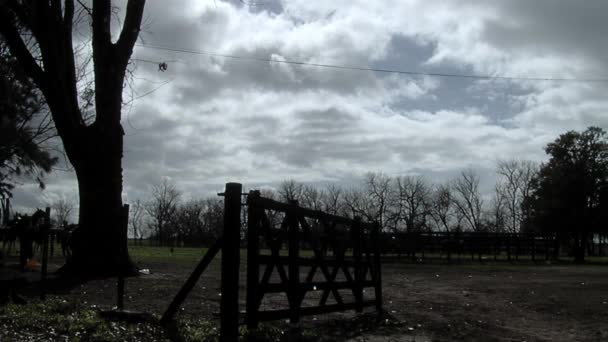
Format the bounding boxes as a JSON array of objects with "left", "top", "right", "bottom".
[{"left": 62, "top": 125, "right": 136, "bottom": 276}]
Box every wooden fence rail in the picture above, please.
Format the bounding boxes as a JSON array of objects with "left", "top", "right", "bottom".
[
  {"left": 161, "top": 183, "right": 383, "bottom": 341},
  {"left": 245, "top": 190, "right": 382, "bottom": 329},
  {"left": 379, "top": 231, "right": 559, "bottom": 262}
]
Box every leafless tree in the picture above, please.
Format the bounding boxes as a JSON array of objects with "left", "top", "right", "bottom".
[
  {"left": 363, "top": 172, "right": 392, "bottom": 229},
  {"left": 490, "top": 183, "right": 508, "bottom": 232},
  {"left": 199, "top": 197, "right": 223, "bottom": 242},
  {"left": 174, "top": 199, "right": 205, "bottom": 247},
  {"left": 343, "top": 187, "right": 368, "bottom": 219},
  {"left": 452, "top": 169, "right": 485, "bottom": 232},
  {"left": 387, "top": 175, "right": 431, "bottom": 233},
  {"left": 50, "top": 196, "right": 75, "bottom": 227},
  {"left": 145, "top": 179, "right": 181, "bottom": 245},
  {"left": 320, "top": 184, "right": 344, "bottom": 216},
  {"left": 301, "top": 185, "right": 323, "bottom": 210},
  {"left": 428, "top": 182, "right": 462, "bottom": 232},
  {"left": 496, "top": 160, "right": 538, "bottom": 233},
  {"left": 129, "top": 199, "right": 145, "bottom": 243},
  {"left": 278, "top": 179, "right": 304, "bottom": 202}
]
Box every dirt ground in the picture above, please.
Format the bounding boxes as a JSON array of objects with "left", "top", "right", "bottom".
[{"left": 4, "top": 253, "right": 608, "bottom": 342}]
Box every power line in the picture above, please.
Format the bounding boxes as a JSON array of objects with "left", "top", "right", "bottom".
[{"left": 134, "top": 42, "right": 608, "bottom": 83}]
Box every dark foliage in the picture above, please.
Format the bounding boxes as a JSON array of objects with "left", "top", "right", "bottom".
[
  {"left": 528, "top": 126, "right": 608, "bottom": 262},
  {"left": 0, "top": 41, "right": 56, "bottom": 198}
]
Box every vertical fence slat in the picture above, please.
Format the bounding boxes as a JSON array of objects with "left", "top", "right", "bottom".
[
  {"left": 246, "top": 190, "right": 260, "bottom": 330},
  {"left": 287, "top": 200, "right": 300, "bottom": 324},
  {"left": 220, "top": 183, "right": 242, "bottom": 342},
  {"left": 352, "top": 217, "right": 363, "bottom": 313}
]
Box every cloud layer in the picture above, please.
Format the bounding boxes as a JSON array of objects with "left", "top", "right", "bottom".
[{"left": 11, "top": 0, "right": 608, "bottom": 214}]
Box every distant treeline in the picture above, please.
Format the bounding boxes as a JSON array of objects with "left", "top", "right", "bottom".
[{"left": 131, "top": 127, "right": 608, "bottom": 262}]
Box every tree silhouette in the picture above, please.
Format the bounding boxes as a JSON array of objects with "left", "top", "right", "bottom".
[
  {"left": 452, "top": 169, "right": 484, "bottom": 232},
  {"left": 0, "top": 1, "right": 146, "bottom": 275},
  {"left": 530, "top": 127, "right": 608, "bottom": 262},
  {"left": 145, "top": 179, "right": 181, "bottom": 246}
]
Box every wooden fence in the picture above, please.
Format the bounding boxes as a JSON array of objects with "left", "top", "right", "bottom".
[
  {"left": 161, "top": 183, "right": 383, "bottom": 341},
  {"left": 380, "top": 231, "right": 558, "bottom": 262},
  {"left": 245, "top": 190, "right": 382, "bottom": 328}
]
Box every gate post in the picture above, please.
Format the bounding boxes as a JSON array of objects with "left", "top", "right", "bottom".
[
  {"left": 246, "top": 190, "right": 260, "bottom": 330},
  {"left": 220, "top": 183, "right": 242, "bottom": 341}
]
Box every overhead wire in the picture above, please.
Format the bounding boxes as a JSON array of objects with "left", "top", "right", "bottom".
[{"left": 133, "top": 42, "right": 608, "bottom": 83}]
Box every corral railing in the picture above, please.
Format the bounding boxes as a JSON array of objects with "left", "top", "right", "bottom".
[
  {"left": 245, "top": 190, "right": 382, "bottom": 328},
  {"left": 380, "top": 231, "right": 559, "bottom": 262}
]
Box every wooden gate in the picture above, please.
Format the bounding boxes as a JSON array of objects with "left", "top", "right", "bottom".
[
  {"left": 245, "top": 190, "right": 382, "bottom": 328},
  {"left": 162, "top": 183, "right": 383, "bottom": 341}
]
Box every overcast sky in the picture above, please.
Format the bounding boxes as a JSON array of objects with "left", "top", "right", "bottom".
[{"left": 11, "top": 0, "right": 608, "bottom": 217}]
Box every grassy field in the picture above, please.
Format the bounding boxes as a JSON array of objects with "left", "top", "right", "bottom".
[{"left": 126, "top": 242, "right": 608, "bottom": 265}]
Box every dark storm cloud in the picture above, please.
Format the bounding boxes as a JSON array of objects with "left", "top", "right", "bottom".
[{"left": 484, "top": 0, "right": 608, "bottom": 73}]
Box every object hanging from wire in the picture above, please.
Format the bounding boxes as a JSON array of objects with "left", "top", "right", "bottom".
[{"left": 158, "top": 62, "right": 168, "bottom": 72}]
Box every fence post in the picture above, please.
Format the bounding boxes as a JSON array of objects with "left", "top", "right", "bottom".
[
  {"left": 446, "top": 232, "right": 452, "bottom": 263},
  {"left": 371, "top": 222, "right": 382, "bottom": 313},
  {"left": 287, "top": 200, "right": 300, "bottom": 324},
  {"left": 40, "top": 207, "right": 51, "bottom": 300},
  {"left": 545, "top": 233, "right": 550, "bottom": 260},
  {"left": 351, "top": 217, "right": 363, "bottom": 313},
  {"left": 246, "top": 190, "right": 260, "bottom": 330},
  {"left": 507, "top": 235, "right": 512, "bottom": 261},
  {"left": 220, "top": 183, "right": 242, "bottom": 342},
  {"left": 531, "top": 234, "right": 536, "bottom": 262}
]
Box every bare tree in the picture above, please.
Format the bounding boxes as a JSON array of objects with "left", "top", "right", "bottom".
[
  {"left": 490, "top": 183, "right": 508, "bottom": 232},
  {"left": 129, "top": 199, "right": 145, "bottom": 243},
  {"left": 200, "top": 197, "right": 223, "bottom": 242},
  {"left": 343, "top": 187, "right": 367, "bottom": 219},
  {"left": 429, "top": 182, "right": 461, "bottom": 232},
  {"left": 452, "top": 169, "right": 485, "bottom": 232},
  {"left": 278, "top": 179, "right": 303, "bottom": 202},
  {"left": 388, "top": 175, "right": 431, "bottom": 233},
  {"left": 50, "top": 196, "right": 75, "bottom": 227},
  {"left": 363, "top": 172, "right": 392, "bottom": 229},
  {"left": 320, "top": 184, "right": 344, "bottom": 216},
  {"left": 145, "top": 179, "right": 181, "bottom": 246},
  {"left": 301, "top": 185, "right": 319, "bottom": 210},
  {"left": 174, "top": 199, "right": 205, "bottom": 247},
  {"left": 496, "top": 160, "right": 538, "bottom": 233}
]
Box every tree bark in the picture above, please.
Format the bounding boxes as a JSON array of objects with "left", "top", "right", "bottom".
[{"left": 63, "top": 123, "right": 134, "bottom": 275}]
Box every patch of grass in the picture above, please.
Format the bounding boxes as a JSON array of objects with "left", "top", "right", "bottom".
[
  {"left": 129, "top": 245, "right": 209, "bottom": 264},
  {"left": 0, "top": 298, "right": 319, "bottom": 341},
  {"left": 0, "top": 297, "right": 168, "bottom": 341}
]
